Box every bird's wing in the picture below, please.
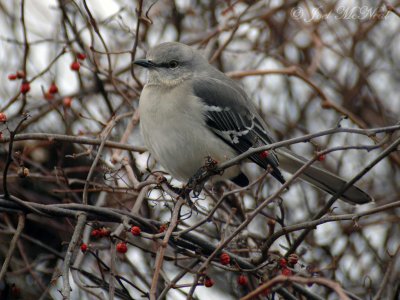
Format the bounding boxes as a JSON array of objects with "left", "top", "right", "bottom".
[{"left": 192, "top": 77, "right": 285, "bottom": 183}]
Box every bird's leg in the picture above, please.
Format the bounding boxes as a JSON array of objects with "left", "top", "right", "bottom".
[
  {"left": 181, "top": 156, "right": 221, "bottom": 210},
  {"left": 186, "top": 156, "right": 220, "bottom": 196}
]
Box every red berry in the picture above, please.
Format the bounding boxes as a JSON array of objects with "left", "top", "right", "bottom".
[
  {"left": 63, "top": 97, "right": 72, "bottom": 108},
  {"left": 159, "top": 224, "right": 167, "bottom": 233},
  {"left": 281, "top": 268, "right": 293, "bottom": 276},
  {"left": 20, "top": 82, "right": 30, "bottom": 94},
  {"left": 8, "top": 74, "right": 17, "bottom": 80},
  {"left": 49, "top": 82, "right": 58, "bottom": 94},
  {"left": 317, "top": 154, "right": 326, "bottom": 161},
  {"left": 261, "top": 286, "right": 271, "bottom": 296},
  {"left": 288, "top": 253, "right": 299, "bottom": 265},
  {"left": 130, "top": 226, "right": 141, "bottom": 236},
  {"left": 99, "top": 228, "right": 110, "bottom": 237},
  {"left": 16, "top": 70, "right": 26, "bottom": 79},
  {"left": 279, "top": 258, "right": 287, "bottom": 268},
  {"left": 11, "top": 284, "right": 21, "bottom": 297},
  {"left": 220, "top": 253, "right": 231, "bottom": 265},
  {"left": 77, "top": 52, "right": 87, "bottom": 60},
  {"left": 91, "top": 229, "right": 101, "bottom": 238},
  {"left": 0, "top": 112, "right": 7, "bottom": 122},
  {"left": 44, "top": 92, "right": 54, "bottom": 101},
  {"left": 116, "top": 242, "right": 128, "bottom": 253},
  {"left": 259, "top": 150, "right": 269, "bottom": 159},
  {"left": 237, "top": 275, "right": 248, "bottom": 286},
  {"left": 80, "top": 243, "right": 88, "bottom": 252},
  {"left": 204, "top": 277, "right": 214, "bottom": 288},
  {"left": 70, "top": 61, "right": 80, "bottom": 71}
]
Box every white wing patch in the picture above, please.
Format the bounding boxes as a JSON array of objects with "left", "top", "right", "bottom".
[
  {"left": 204, "top": 105, "right": 225, "bottom": 112},
  {"left": 204, "top": 105, "right": 255, "bottom": 144}
]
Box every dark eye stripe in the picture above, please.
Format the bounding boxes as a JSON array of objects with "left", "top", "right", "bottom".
[
  {"left": 155, "top": 61, "right": 180, "bottom": 68},
  {"left": 156, "top": 62, "right": 170, "bottom": 68}
]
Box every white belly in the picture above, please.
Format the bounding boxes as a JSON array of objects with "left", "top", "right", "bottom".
[{"left": 139, "top": 84, "right": 240, "bottom": 182}]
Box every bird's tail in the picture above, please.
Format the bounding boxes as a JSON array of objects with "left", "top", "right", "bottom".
[{"left": 276, "top": 148, "right": 372, "bottom": 204}]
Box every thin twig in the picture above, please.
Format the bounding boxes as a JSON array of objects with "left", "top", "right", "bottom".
[
  {"left": 2, "top": 114, "right": 29, "bottom": 198},
  {"left": 0, "top": 214, "right": 25, "bottom": 281},
  {"left": 255, "top": 200, "right": 400, "bottom": 269},
  {"left": 0, "top": 132, "right": 146, "bottom": 153},
  {"left": 149, "top": 198, "right": 185, "bottom": 300},
  {"left": 240, "top": 275, "right": 350, "bottom": 300},
  {"left": 82, "top": 117, "right": 116, "bottom": 204},
  {"left": 61, "top": 212, "right": 87, "bottom": 299},
  {"left": 285, "top": 135, "right": 400, "bottom": 256},
  {"left": 373, "top": 245, "right": 400, "bottom": 300}
]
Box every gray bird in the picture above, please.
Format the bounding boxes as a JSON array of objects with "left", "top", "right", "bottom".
[{"left": 135, "top": 42, "right": 371, "bottom": 204}]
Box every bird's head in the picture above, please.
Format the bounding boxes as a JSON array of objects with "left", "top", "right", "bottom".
[{"left": 134, "top": 42, "right": 207, "bottom": 87}]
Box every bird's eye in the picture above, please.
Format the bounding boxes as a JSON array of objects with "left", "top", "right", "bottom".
[{"left": 168, "top": 60, "right": 179, "bottom": 69}]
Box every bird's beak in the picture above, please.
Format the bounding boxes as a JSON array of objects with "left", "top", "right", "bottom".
[{"left": 133, "top": 59, "right": 155, "bottom": 68}]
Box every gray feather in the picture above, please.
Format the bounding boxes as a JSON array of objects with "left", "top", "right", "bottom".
[
  {"left": 192, "top": 77, "right": 285, "bottom": 183},
  {"left": 277, "top": 148, "right": 372, "bottom": 204}
]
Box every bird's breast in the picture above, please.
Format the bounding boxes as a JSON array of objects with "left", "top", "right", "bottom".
[{"left": 139, "top": 85, "right": 239, "bottom": 182}]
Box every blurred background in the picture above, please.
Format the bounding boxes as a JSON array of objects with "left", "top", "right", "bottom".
[{"left": 0, "top": 0, "right": 399, "bottom": 299}]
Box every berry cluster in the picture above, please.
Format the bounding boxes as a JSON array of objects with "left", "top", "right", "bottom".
[
  {"left": 278, "top": 253, "right": 299, "bottom": 276},
  {"left": 7, "top": 70, "right": 31, "bottom": 94},
  {"left": 91, "top": 227, "right": 111, "bottom": 238},
  {"left": 70, "top": 52, "right": 86, "bottom": 72}
]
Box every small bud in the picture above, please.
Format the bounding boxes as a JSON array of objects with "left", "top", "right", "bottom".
[
  {"left": 321, "top": 101, "right": 332, "bottom": 109},
  {"left": 63, "top": 97, "right": 72, "bottom": 108},
  {"left": 288, "top": 253, "right": 299, "bottom": 265},
  {"left": 18, "top": 167, "right": 29, "bottom": 178},
  {"left": 16, "top": 70, "right": 26, "bottom": 79},
  {"left": 317, "top": 154, "right": 326, "bottom": 161},
  {"left": 267, "top": 218, "right": 276, "bottom": 233}
]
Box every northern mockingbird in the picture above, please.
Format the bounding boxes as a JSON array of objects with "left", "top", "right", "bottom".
[{"left": 134, "top": 42, "right": 371, "bottom": 204}]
